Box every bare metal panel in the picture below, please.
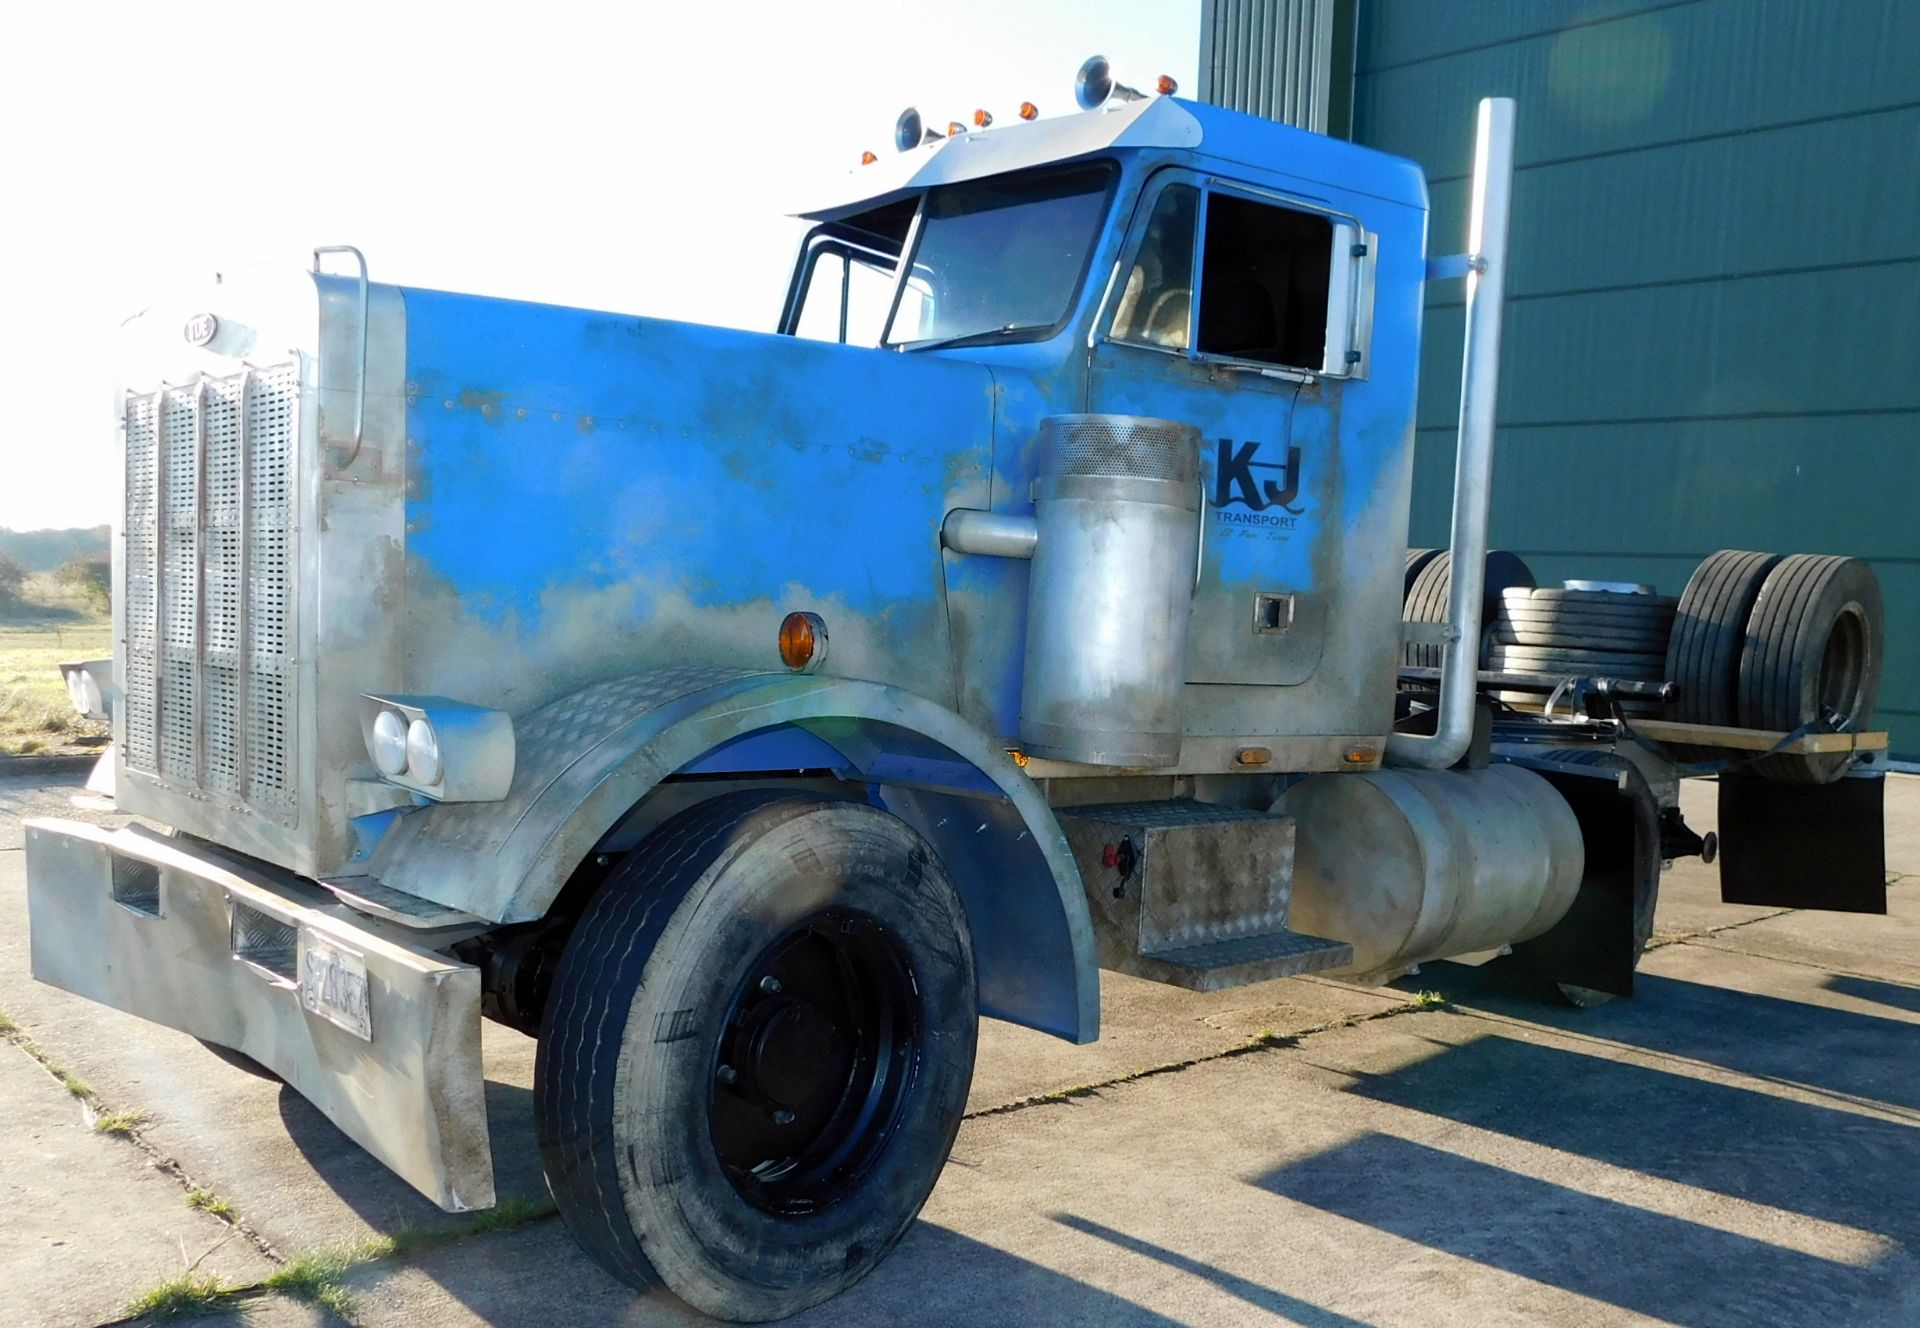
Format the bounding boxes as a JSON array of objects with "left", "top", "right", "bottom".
[{"left": 25, "top": 818, "right": 491, "bottom": 1212}]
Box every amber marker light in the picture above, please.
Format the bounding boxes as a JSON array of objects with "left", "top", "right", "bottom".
[
  {"left": 973, "top": 108, "right": 993, "bottom": 128},
  {"left": 860, "top": 150, "right": 877, "bottom": 165},
  {"left": 1007, "top": 748, "right": 1030, "bottom": 768},
  {"left": 1156, "top": 74, "right": 1178, "bottom": 95},
  {"left": 1343, "top": 742, "right": 1381, "bottom": 765},
  {"left": 1018, "top": 101, "right": 1039, "bottom": 120},
  {"left": 1234, "top": 746, "right": 1273, "bottom": 766},
  {"left": 948, "top": 120, "right": 968, "bottom": 136},
  {"left": 779, "top": 611, "right": 827, "bottom": 671}
]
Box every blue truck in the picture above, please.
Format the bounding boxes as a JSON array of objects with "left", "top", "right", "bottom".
[{"left": 28, "top": 59, "right": 1890, "bottom": 1321}]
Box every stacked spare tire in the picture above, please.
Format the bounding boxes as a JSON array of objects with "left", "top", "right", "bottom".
[
  {"left": 1668, "top": 552, "right": 1883, "bottom": 782},
  {"left": 1400, "top": 546, "right": 1885, "bottom": 784},
  {"left": 1490, "top": 585, "right": 1677, "bottom": 713}
]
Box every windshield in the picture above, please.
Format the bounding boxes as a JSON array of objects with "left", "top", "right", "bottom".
[{"left": 884, "top": 163, "right": 1115, "bottom": 349}]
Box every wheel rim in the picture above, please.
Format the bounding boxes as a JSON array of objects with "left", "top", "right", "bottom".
[
  {"left": 708, "top": 909, "right": 923, "bottom": 1216},
  {"left": 1815, "top": 605, "right": 1868, "bottom": 729}
]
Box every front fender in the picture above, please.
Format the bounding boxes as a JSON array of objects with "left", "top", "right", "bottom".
[{"left": 364, "top": 668, "right": 1098, "bottom": 1042}]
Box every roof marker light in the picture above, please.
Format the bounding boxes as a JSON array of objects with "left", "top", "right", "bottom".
[
  {"left": 947, "top": 120, "right": 967, "bottom": 136},
  {"left": 973, "top": 108, "right": 993, "bottom": 128},
  {"left": 1018, "top": 101, "right": 1039, "bottom": 120},
  {"left": 860, "top": 150, "right": 877, "bottom": 165},
  {"left": 1156, "top": 74, "right": 1178, "bottom": 96}
]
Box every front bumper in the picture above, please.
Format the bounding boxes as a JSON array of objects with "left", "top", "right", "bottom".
[{"left": 24, "top": 818, "right": 493, "bottom": 1211}]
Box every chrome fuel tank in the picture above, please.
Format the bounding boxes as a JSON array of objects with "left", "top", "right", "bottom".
[{"left": 1275, "top": 764, "right": 1584, "bottom": 981}]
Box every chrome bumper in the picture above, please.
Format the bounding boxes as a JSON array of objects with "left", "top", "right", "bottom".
[{"left": 24, "top": 819, "right": 493, "bottom": 1212}]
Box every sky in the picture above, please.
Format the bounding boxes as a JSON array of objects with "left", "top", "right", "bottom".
[{"left": 0, "top": 0, "right": 1199, "bottom": 531}]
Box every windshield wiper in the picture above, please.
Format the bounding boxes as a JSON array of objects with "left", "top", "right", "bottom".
[{"left": 897, "top": 323, "right": 1053, "bottom": 352}]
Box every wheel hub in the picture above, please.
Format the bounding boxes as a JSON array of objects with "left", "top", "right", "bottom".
[
  {"left": 708, "top": 910, "right": 922, "bottom": 1214},
  {"left": 739, "top": 998, "right": 837, "bottom": 1110}
]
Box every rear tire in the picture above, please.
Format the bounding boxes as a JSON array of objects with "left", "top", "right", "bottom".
[
  {"left": 1737, "top": 554, "right": 1884, "bottom": 783},
  {"left": 1664, "top": 550, "right": 1782, "bottom": 761},
  {"left": 535, "top": 791, "right": 978, "bottom": 1322},
  {"left": 1402, "top": 549, "right": 1536, "bottom": 671}
]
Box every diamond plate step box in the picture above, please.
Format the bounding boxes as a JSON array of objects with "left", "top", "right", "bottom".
[{"left": 1055, "top": 800, "right": 1352, "bottom": 991}]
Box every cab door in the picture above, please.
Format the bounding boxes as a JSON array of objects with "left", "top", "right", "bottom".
[{"left": 1086, "top": 170, "right": 1373, "bottom": 692}]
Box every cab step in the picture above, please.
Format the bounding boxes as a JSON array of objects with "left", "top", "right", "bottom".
[
  {"left": 1056, "top": 798, "right": 1353, "bottom": 992},
  {"left": 1137, "top": 930, "right": 1354, "bottom": 992}
]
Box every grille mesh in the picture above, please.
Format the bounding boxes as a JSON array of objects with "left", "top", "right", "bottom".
[
  {"left": 122, "top": 365, "right": 298, "bottom": 821},
  {"left": 1037, "top": 414, "right": 1201, "bottom": 484}
]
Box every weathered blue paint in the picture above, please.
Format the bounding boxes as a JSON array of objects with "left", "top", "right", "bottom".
[
  {"left": 389, "top": 99, "right": 1430, "bottom": 756},
  {"left": 360, "top": 97, "right": 1433, "bottom": 1040}
]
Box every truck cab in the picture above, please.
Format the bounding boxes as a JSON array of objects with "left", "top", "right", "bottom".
[{"left": 25, "top": 66, "right": 1890, "bottom": 1324}]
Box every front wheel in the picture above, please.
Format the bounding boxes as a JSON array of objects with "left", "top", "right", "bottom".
[{"left": 535, "top": 791, "right": 977, "bottom": 1322}]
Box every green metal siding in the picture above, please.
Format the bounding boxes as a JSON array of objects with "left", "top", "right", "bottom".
[{"left": 1352, "top": 0, "right": 1920, "bottom": 759}]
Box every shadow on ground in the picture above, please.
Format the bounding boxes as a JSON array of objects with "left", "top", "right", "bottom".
[
  {"left": 1255, "top": 965, "right": 1920, "bottom": 1327},
  {"left": 278, "top": 1076, "right": 547, "bottom": 1231}
]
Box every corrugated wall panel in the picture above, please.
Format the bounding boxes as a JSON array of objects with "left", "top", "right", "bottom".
[
  {"left": 1200, "top": 0, "right": 1341, "bottom": 130},
  {"left": 1357, "top": 1, "right": 1918, "bottom": 180},
  {"left": 1353, "top": 0, "right": 1920, "bottom": 758}
]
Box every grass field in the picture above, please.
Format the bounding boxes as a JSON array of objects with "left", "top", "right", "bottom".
[{"left": 0, "top": 574, "right": 111, "bottom": 756}]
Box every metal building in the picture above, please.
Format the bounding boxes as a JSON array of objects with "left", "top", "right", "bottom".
[{"left": 1200, "top": 0, "right": 1920, "bottom": 760}]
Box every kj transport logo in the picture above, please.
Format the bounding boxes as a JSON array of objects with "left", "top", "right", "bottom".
[{"left": 1212, "top": 438, "right": 1304, "bottom": 529}]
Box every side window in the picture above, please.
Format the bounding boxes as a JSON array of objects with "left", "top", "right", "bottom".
[
  {"left": 793, "top": 246, "right": 897, "bottom": 347},
  {"left": 1197, "top": 195, "right": 1333, "bottom": 371},
  {"left": 1111, "top": 185, "right": 1198, "bottom": 350}
]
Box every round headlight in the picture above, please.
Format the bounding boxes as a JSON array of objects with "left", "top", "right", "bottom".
[
  {"left": 371, "top": 709, "right": 409, "bottom": 776},
  {"left": 406, "top": 718, "right": 442, "bottom": 786}
]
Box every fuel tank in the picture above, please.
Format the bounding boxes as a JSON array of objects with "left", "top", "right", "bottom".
[{"left": 1274, "top": 764, "right": 1584, "bottom": 981}]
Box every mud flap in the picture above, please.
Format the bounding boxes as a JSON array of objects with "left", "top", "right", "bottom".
[
  {"left": 1718, "top": 771, "right": 1887, "bottom": 914},
  {"left": 1502, "top": 754, "right": 1661, "bottom": 999}
]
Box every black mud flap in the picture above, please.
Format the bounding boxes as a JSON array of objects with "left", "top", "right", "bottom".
[
  {"left": 1718, "top": 772, "right": 1887, "bottom": 914},
  {"left": 1503, "top": 754, "right": 1662, "bottom": 999}
]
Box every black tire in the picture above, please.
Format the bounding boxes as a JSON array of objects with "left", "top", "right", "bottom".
[
  {"left": 1486, "top": 645, "right": 1668, "bottom": 676},
  {"left": 1663, "top": 550, "right": 1783, "bottom": 761},
  {"left": 1402, "top": 550, "right": 1536, "bottom": 670},
  {"left": 1502, "top": 588, "right": 1678, "bottom": 615},
  {"left": 1404, "top": 547, "right": 1443, "bottom": 601},
  {"left": 1737, "top": 555, "right": 1884, "bottom": 784},
  {"left": 536, "top": 791, "right": 978, "bottom": 1322},
  {"left": 1494, "top": 623, "right": 1671, "bottom": 651}
]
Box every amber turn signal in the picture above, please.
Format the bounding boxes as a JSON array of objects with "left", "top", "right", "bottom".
[{"left": 779, "top": 611, "right": 826, "bottom": 671}]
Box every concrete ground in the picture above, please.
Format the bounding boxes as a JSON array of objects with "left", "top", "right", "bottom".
[{"left": 1, "top": 766, "right": 1916, "bottom": 1327}]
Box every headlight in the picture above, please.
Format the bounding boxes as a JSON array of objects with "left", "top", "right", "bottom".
[
  {"left": 66, "top": 671, "right": 97, "bottom": 716},
  {"left": 358, "top": 694, "right": 515, "bottom": 802},
  {"left": 59, "top": 659, "right": 113, "bottom": 721},
  {"left": 371, "top": 709, "right": 409, "bottom": 776},
  {"left": 405, "top": 718, "right": 442, "bottom": 785}
]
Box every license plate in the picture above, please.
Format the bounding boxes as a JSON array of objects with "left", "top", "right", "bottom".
[{"left": 299, "top": 932, "right": 373, "bottom": 1041}]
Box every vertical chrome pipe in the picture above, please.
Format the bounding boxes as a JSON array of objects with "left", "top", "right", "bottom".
[{"left": 1388, "top": 97, "right": 1516, "bottom": 769}]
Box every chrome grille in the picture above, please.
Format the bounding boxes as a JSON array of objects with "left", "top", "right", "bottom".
[{"left": 122, "top": 365, "right": 299, "bottom": 821}]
